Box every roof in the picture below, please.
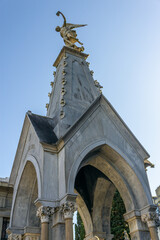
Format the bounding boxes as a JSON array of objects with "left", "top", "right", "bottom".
[
  {"left": 27, "top": 112, "right": 58, "bottom": 144},
  {"left": 62, "top": 94, "right": 150, "bottom": 160}
]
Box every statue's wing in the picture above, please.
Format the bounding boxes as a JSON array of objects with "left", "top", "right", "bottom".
[{"left": 66, "top": 23, "right": 87, "bottom": 29}]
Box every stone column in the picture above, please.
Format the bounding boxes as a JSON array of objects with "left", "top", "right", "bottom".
[
  {"left": 61, "top": 202, "right": 76, "bottom": 240},
  {"left": 52, "top": 207, "right": 65, "bottom": 240},
  {"left": 37, "top": 206, "right": 52, "bottom": 240},
  {"left": 124, "top": 210, "right": 150, "bottom": 240},
  {"left": 141, "top": 212, "right": 159, "bottom": 240}
]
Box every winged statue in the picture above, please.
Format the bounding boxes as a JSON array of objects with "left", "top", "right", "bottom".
[{"left": 55, "top": 11, "right": 87, "bottom": 52}]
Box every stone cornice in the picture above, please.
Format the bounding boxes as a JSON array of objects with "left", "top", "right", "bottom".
[{"left": 53, "top": 46, "right": 89, "bottom": 68}]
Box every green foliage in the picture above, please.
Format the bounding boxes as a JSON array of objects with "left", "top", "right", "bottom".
[
  {"left": 111, "top": 190, "right": 131, "bottom": 240},
  {"left": 75, "top": 212, "right": 85, "bottom": 240}
]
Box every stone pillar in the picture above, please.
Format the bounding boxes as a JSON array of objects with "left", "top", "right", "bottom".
[
  {"left": 37, "top": 206, "right": 52, "bottom": 240},
  {"left": 52, "top": 207, "right": 65, "bottom": 240},
  {"left": 61, "top": 202, "right": 76, "bottom": 240},
  {"left": 124, "top": 210, "right": 150, "bottom": 240},
  {"left": 141, "top": 212, "right": 159, "bottom": 240}
]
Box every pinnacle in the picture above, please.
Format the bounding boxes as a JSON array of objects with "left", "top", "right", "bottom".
[{"left": 45, "top": 46, "right": 102, "bottom": 138}]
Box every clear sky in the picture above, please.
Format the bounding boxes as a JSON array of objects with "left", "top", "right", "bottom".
[{"left": 0, "top": 0, "right": 160, "bottom": 196}]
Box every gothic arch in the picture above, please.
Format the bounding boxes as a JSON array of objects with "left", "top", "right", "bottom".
[
  {"left": 75, "top": 189, "right": 93, "bottom": 237},
  {"left": 9, "top": 156, "right": 41, "bottom": 229},
  {"left": 68, "top": 139, "right": 151, "bottom": 213}
]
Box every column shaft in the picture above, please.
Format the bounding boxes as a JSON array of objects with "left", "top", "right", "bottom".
[
  {"left": 65, "top": 218, "right": 73, "bottom": 240},
  {"left": 41, "top": 222, "right": 49, "bottom": 240},
  {"left": 149, "top": 226, "right": 159, "bottom": 240}
]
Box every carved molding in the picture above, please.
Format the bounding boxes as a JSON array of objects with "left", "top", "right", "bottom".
[
  {"left": 8, "top": 234, "right": 22, "bottom": 240},
  {"left": 36, "top": 206, "right": 53, "bottom": 223},
  {"left": 61, "top": 202, "right": 77, "bottom": 219},
  {"left": 23, "top": 235, "right": 40, "bottom": 240}
]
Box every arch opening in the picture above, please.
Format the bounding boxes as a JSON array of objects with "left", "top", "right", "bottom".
[
  {"left": 72, "top": 143, "right": 149, "bottom": 239},
  {"left": 11, "top": 161, "right": 40, "bottom": 229}
]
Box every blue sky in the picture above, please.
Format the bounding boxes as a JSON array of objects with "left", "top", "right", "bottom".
[{"left": 0, "top": 0, "right": 160, "bottom": 195}]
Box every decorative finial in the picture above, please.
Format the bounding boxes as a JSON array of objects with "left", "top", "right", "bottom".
[
  {"left": 50, "top": 82, "right": 54, "bottom": 87},
  {"left": 46, "top": 103, "right": 49, "bottom": 110},
  {"left": 55, "top": 11, "right": 87, "bottom": 52}
]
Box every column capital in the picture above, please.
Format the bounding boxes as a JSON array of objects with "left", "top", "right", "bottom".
[
  {"left": 8, "top": 234, "right": 22, "bottom": 240},
  {"left": 141, "top": 212, "right": 158, "bottom": 227},
  {"left": 36, "top": 206, "right": 53, "bottom": 223},
  {"left": 60, "top": 202, "right": 77, "bottom": 219}
]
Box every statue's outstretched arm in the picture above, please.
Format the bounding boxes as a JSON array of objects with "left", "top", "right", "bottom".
[{"left": 56, "top": 11, "right": 66, "bottom": 27}]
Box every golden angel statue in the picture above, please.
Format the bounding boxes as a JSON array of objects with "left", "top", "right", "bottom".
[{"left": 55, "top": 11, "right": 87, "bottom": 52}]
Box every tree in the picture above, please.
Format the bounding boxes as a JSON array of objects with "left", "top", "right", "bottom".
[
  {"left": 75, "top": 212, "right": 85, "bottom": 240},
  {"left": 111, "top": 190, "right": 131, "bottom": 240}
]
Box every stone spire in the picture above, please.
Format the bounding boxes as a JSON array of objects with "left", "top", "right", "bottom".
[{"left": 46, "top": 46, "right": 102, "bottom": 138}]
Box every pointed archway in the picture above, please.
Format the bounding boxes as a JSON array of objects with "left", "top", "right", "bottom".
[
  {"left": 69, "top": 143, "right": 152, "bottom": 240},
  {"left": 8, "top": 161, "right": 40, "bottom": 239}
]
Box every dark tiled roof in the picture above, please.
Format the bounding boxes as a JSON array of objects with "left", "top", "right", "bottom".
[{"left": 27, "top": 113, "right": 58, "bottom": 144}]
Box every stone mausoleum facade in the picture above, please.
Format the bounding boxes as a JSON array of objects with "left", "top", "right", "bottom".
[{"left": 0, "top": 46, "right": 159, "bottom": 240}]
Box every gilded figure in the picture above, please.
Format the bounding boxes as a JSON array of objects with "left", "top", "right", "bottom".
[{"left": 55, "top": 11, "right": 87, "bottom": 52}]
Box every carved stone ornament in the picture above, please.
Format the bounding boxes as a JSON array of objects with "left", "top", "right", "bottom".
[
  {"left": 36, "top": 206, "right": 53, "bottom": 223},
  {"left": 60, "top": 110, "right": 65, "bottom": 119},
  {"left": 8, "top": 234, "right": 22, "bottom": 240},
  {"left": 23, "top": 235, "right": 40, "bottom": 240},
  {"left": 141, "top": 212, "right": 158, "bottom": 227},
  {"left": 61, "top": 202, "right": 77, "bottom": 219},
  {"left": 50, "top": 81, "right": 54, "bottom": 87}
]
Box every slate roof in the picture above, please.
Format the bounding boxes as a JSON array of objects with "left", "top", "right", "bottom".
[{"left": 27, "top": 112, "right": 58, "bottom": 144}]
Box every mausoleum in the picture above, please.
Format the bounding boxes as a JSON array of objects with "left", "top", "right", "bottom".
[{"left": 0, "top": 13, "right": 159, "bottom": 240}]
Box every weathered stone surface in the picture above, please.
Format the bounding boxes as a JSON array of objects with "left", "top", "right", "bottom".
[{"left": 5, "top": 46, "right": 157, "bottom": 240}]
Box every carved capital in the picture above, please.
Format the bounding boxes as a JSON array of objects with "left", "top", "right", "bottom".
[
  {"left": 36, "top": 206, "right": 53, "bottom": 223},
  {"left": 8, "top": 234, "right": 22, "bottom": 240},
  {"left": 141, "top": 212, "right": 158, "bottom": 227},
  {"left": 61, "top": 202, "right": 77, "bottom": 219},
  {"left": 23, "top": 234, "right": 40, "bottom": 240}
]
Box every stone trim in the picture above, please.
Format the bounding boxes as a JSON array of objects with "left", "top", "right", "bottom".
[
  {"left": 23, "top": 233, "right": 40, "bottom": 240},
  {"left": 123, "top": 209, "right": 141, "bottom": 222}
]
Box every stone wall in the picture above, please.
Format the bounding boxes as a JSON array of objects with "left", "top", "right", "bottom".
[{"left": 0, "top": 178, "right": 13, "bottom": 240}]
